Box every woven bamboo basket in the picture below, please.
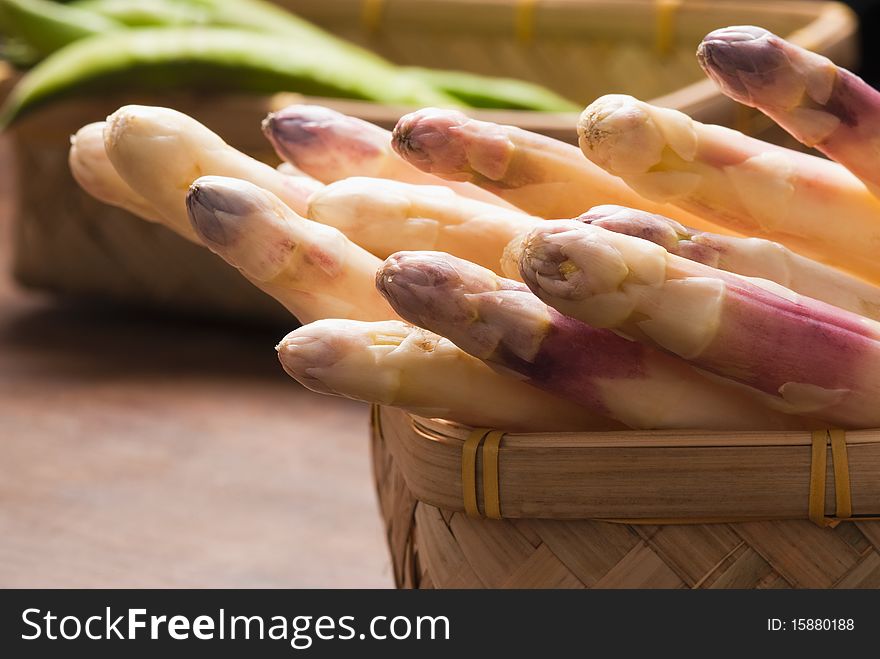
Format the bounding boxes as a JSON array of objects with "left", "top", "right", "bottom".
[
  {"left": 6, "top": 0, "right": 857, "bottom": 320},
  {"left": 371, "top": 406, "right": 880, "bottom": 588}
]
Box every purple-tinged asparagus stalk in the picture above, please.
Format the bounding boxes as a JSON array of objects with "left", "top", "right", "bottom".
[
  {"left": 376, "top": 251, "right": 809, "bottom": 430},
  {"left": 575, "top": 205, "right": 880, "bottom": 320},
  {"left": 186, "top": 176, "right": 395, "bottom": 323},
  {"left": 262, "top": 104, "right": 511, "bottom": 207},
  {"left": 308, "top": 176, "right": 538, "bottom": 273},
  {"left": 104, "top": 105, "right": 323, "bottom": 241},
  {"left": 517, "top": 220, "right": 880, "bottom": 428},
  {"left": 390, "top": 107, "right": 717, "bottom": 228},
  {"left": 578, "top": 94, "right": 880, "bottom": 283},
  {"left": 277, "top": 319, "right": 617, "bottom": 432},
  {"left": 698, "top": 26, "right": 880, "bottom": 193}
]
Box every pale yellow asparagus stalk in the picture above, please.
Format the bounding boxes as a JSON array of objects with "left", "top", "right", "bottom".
[
  {"left": 69, "top": 122, "right": 162, "bottom": 223},
  {"left": 391, "top": 107, "right": 718, "bottom": 228},
  {"left": 698, "top": 26, "right": 880, "bottom": 194},
  {"left": 262, "top": 104, "right": 512, "bottom": 207},
  {"left": 103, "top": 105, "right": 323, "bottom": 241},
  {"left": 377, "top": 250, "right": 810, "bottom": 430},
  {"left": 307, "top": 177, "right": 538, "bottom": 273},
  {"left": 517, "top": 220, "right": 879, "bottom": 428},
  {"left": 186, "top": 176, "right": 394, "bottom": 323},
  {"left": 578, "top": 205, "right": 880, "bottom": 320},
  {"left": 277, "top": 319, "right": 617, "bottom": 432},
  {"left": 578, "top": 94, "right": 880, "bottom": 282}
]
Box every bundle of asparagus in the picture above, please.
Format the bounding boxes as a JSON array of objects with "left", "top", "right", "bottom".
[{"left": 67, "top": 25, "right": 880, "bottom": 435}]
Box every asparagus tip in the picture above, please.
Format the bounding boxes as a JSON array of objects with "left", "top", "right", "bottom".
[
  {"left": 391, "top": 107, "right": 474, "bottom": 176},
  {"left": 186, "top": 179, "right": 234, "bottom": 249},
  {"left": 697, "top": 26, "right": 781, "bottom": 104},
  {"left": 519, "top": 221, "right": 630, "bottom": 302},
  {"left": 185, "top": 176, "right": 291, "bottom": 284},
  {"left": 577, "top": 95, "right": 667, "bottom": 174},
  {"left": 276, "top": 330, "right": 340, "bottom": 396},
  {"left": 262, "top": 106, "right": 330, "bottom": 148}
]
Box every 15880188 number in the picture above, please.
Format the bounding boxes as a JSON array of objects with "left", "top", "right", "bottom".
[{"left": 791, "top": 619, "right": 854, "bottom": 631}]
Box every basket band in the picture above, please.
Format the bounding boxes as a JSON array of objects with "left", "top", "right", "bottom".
[
  {"left": 361, "top": 0, "right": 385, "bottom": 34},
  {"left": 453, "top": 419, "right": 879, "bottom": 527},
  {"left": 462, "top": 428, "right": 491, "bottom": 517},
  {"left": 809, "top": 429, "right": 853, "bottom": 527},
  {"left": 515, "top": 0, "right": 538, "bottom": 44},
  {"left": 482, "top": 430, "right": 505, "bottom": 519},
  {"left": 655, "top": 0, "right": 680, "bottom": 55},
  {"left": 462, "top": 428, "right": 505, "bottom": 519}
]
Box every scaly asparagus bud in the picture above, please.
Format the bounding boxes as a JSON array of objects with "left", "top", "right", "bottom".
[
  {"left": 391, "top": 107, "right": 715, "bottom": 227},
  {"left": 104, "top": 105, "right": 322, "bottom": 241},
  {"left": 308, "top": 177, "right": 537, "bottom": 272},
  {"left": 277, "top": 319, "right": 616, "bottom": 431},
  {"left": 186, "top": 176, "right": 395, "bottom": 323},
  {"left": 376, "top": 250, "right": 808, "bottom": 430},
  {"left": 262, "top": 104, "right": 510, "bottom": 206},
  {"left": 69, "top": 122, "right": 162, "bottom": 223},
  {"left": 518, "top": 220, "right": 880, "bottom": 428},
  {"left": 578, "top": 94, "right": 880, "bottom": 282},
  {"left": 698, "top": 26, "right": 880, "bottom": 192}
]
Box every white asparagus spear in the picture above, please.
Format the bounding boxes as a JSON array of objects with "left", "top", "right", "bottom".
[
  {"left": 391, "top": 107, "right": 722, "bottom": 229},
  {"left": 103, "top": 104, "right": 323, "bottom": 241},
  {"left": 307, "top": 177, "right": 537, "bottom": 273},
  {"left": 186, "top": 176, "right": 395, "bottom": 323},
  {"left": 278, "top": 319, "right": 618, "bottom": 431},
  {"left": 698, "top": 26, "right": 880, "bottom": 194}
]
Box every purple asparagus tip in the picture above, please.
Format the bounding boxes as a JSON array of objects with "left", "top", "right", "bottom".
[
  {"left": 186, "top": 176, "right": 263, "bottom": 249},
  {"left": 376, "top": 251, "right": 458, "bottom": 320},
  {"left": 391, "top": 108, "right": 473, "bottom": 176},
  {"left": 697, "top": 26, "right": 784, "bottom": 104},
  {"left": 187, "top": 182, "right": 233, "bottom": 248},
  {"left": 262, "top": 105, "right": 340, "bottom": 158}
]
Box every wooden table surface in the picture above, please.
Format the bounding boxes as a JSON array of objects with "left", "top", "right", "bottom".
[{"left": 0, "top": 139, "right": 393, "bottom": 588}]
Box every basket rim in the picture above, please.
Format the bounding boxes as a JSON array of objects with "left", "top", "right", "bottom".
[
  {"left": 376, "top": 406, "right": 880, "bottom": 522},
  {"left": 411, "top": 415, "right": 880, "bottom": 449}
]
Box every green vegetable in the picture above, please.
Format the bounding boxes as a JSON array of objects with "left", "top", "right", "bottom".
[
  {"left": 72, "top": 0, "right": 577, "bottom": 111},
  {"left": 402, "top": 67, "right": 578, "bottom": 112},
  {"left": 0, "top": 0, "right": 121, "bottom": 57},
  {"left": 0, "top": 27, "right": 458, "bottom": 127},
  {"left": 71, "top": 0, "right": 212, "bottom": 27},
  {"left": 2, "top": 0, "right": 577, "bottom": 115},
  {"left": 72, "top": 0, "right": 387, "bottom": 63}
]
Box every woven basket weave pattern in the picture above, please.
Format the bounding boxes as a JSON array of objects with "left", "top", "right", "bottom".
[{"left": 372, "top": 408, "right": 880, "bottom": 589}]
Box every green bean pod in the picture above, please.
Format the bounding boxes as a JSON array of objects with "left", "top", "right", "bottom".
[
  {"left": 0, "top": 26, "right": 459, "bottom": 127},
  {"left": 71, "top": 0, "right": 212, "bottom": 27},
  {"left": 0, "top": 0, "right": 121, "bottom": 57},
  {"left": 72, "top": 0, "right": 387, "bottom": 64},
  {"left": 73, "top": 0, "right": 578, "bottom": 111}
]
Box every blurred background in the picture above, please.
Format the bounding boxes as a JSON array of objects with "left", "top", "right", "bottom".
[{"left": 0, "top": 0, "right": 875, "bottom": 587}]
